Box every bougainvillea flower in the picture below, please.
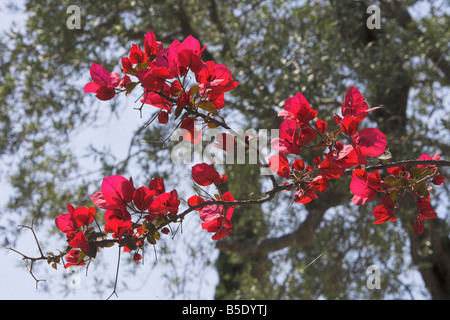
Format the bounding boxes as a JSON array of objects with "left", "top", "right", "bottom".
[
  {"left": 196, "top": 61, "right": 239, "bottom": 98},
  {"left": 341, "top": 86, "right": 379, "bottom": 122},
  {"left": 90, "top": 190, "right": 117, "bottom": 211},
  {"left": 271, "top": 136, "right": 301, "bottom": 155},
  {"left": 133, "top": 253, "right": 143, "bottom": 263},
  {"left": 315, "top": 118, "right": 328, "bottom": 133},
  {"left": 84, "top": 63, "right": 121, "bottom": 101},
  {"left": 104, "top": 208, "right": 133, "bottom": 239},
  {"left": 199, "top": 192, "right": 234, "bottom": 240},
  {"left": 133, "top": 186, "right": 154, "bottom": 211},
  {"left": 319, "top": 152, "right": 345, "bottom": 179},
  {"left": 100, "top": 175, "right": 135, "bottom": 209},
  {"left": 208, "top": 92, "right": 225, "bottom": 110},
  {"left": 168, "top": 36, "right": 207, "bottom": 77},
  {"left": 144, "top": 29, "right": 159, "bottom": 58},
  {"left": 104, "top": 207, "right": 131, "bottom": 223},
  {"left": 271, "top": 120, "right": 316, "bottom": 155},
  {"left": 311, "top": 175, "right": 328, "bottom": 193},
  {"left": 117, "top": 75, "right": 131, "bottom": 89},
  {"left": 372, "top": 196, "right": 397, "bottom": 224},
  {"left": 177, "top": 35, "right": 207, "bottom": 74},
  {"left": 72, "top": 206, "right": 96, "bottom": 229},
  {"left": 158, "top": 111, "right": 169, "bottom": 124},
  {"left": 148, "top": 190, "right": 180, "bottom": 216},
  {"left": 55, "top": 204, "right": 77, "bottom": 234},
  {"left": 340, "top": 116, "right": 359, "bottom": 136},
  {"left": 140, "top": 84, "right": 173, "bottom": 111},
  {"left": 188, "top": 195, "right": 205, "bottom": 210},
  {"left": 350, "top": 169, "right": 381, "bottom": 205},
  {"left": 278, "top": 93, "right": 318, "bottom": 127},
  {"left": 417, "top": 153, "right": 440, "bottom": 169},
  {"left": 121, "top": 57, "right": 133, "bottom": 74},
  {"left": 352, "top": 128, "right": 387, "bottom": 157},
  {"left": 298, "top": 127, "right": 317, "bottom": 146},
  {"left": 64, "top": 250, "right": 86, "bottom": 268},
  {"left": 55, "top": 204, "right": 95, "bottom": 234},
  {"left": 416, "top": 198, "right": 437, "bottom": 220},
  {"left": 432, "top": 175, "right": 445, "bottom": 185},
  {"left": 278, "top": 120, "right": 308, "bottom": 143},
  {"left": 180, "top": 117, "right": 202, "bottom": 145},
  {"left": 334, "top": 144, "right": 366, "bottom": 169},
  {"left": 293, "top": 183, "right": 318, "bottom": 204},
  {"left": 136, "top": 65, "right": 171, "bottom": 92},
  {"left": 176, "top": 90, "right": 191, "bottom": 109},
  {"left": 386, "top": 165, "right": 407, "bottom": 176},
  {"left": 291, "top": 159, "right": 305, "bottom": 172},
  {"left": 129, "top": 44, "right": 147, "bottom": 65},
  {"left": 148, "top": 177, "right": 165, "bottom": 196},
  {"left": 191, "top": 162, "right": 226, "bottom": 186},
  {"left": 268, "top": 153, "right": 291, "bottom": 178},
  {"left": 68, "top": 231, "right": 90, "bottom": 254}
]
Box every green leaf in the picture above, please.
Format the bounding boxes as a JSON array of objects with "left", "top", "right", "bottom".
[
  {"left": 409, "top": 167, "right": 431, "bottom": 179},
  {"left": 78, "top": 251, "right": 86, "bottom": 262},
  {"left": 189, "top": 84, "right": 200, "bottom": 97},
  {"left": 126, "top": 82, "right": 138, "bottom": 97},
  {"left": 196, "top": 101, "right": 217, "bottom": 114},
  {"left": 147, "top": 235, "right": 156, "bottom": 245},
  {"left": 383, "top": 175, "right": 396, "bottom": 186},
  {"left": 389, "top": 191, "right": 397, "bottom": 202},
  {"left": 415, "top": 182, "right": 430, "bottom": 199}
]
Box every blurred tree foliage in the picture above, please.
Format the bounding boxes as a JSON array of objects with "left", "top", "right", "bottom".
[{"left": 0, "top": 0, "right": 448, "bottom": 299}]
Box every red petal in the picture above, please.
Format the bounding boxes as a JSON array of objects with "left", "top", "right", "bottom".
[
  {"left": 340, "top": 116, "right": 359, "bottom": 136},
  {"left": 292, "top": 159, "right": 305, "bottom": 172},
  {"left": 315, "top": 118, "right": 328, "bottom": 133},
  {"left": 268, "top": 154, "right": 290, "bottom": 178},
  {"left": 144, "top": 29, "right": 158, "bottom": 57},
  {"left": 90, "top": 63, "right": 120, "bottom": 87},
  {"left": 133, "top": 186, "right": 154, "bottom": 211},
  {"left": 188, "top": 195, "right": 205, "bottom": 210},
  {"left": 158, "top": 111, "right": 169, "bottom": 124},
  {"left": 350, "top": 169, "right": 380, "bottom": 202},
  {"left": 90, "top": 190, "right": 116, "bottom": 210},
  {"left": 341, "top": 86, "right": 378, "bottom": 121},
  {"left": 133, "top": 253, "right": 142, "bottom": 263},
  {"left": 352, "top": 128, "right": 387, "bottom": 157},
  {"left": 279, "top": 93, "right": 317, "bottom": 127},
  {"left": 148, "top": 177, "right": 165, "bottom": 196},
  {"left": 191, "top": 163, "right": 222, "bottom": 186},
  {"left": 55, "top": 212, "right": 76, "bottom": 233},
  {"left": 319, "top": 154, "right": 345, "bottom": 179},
  {"left": 68, "top": 231, "right": 90, "bottom": 254},
  {"left": 84, "top": 82, "right": 101, "bottom": 93},
  {"left": 149, "top": 190, "right": 180, "bottom": 215},
  {"left": 199, "top": 205, "right": 222, "bottom": 223},
  {"left": 95, "top": 86, "right": 116, "bottom": 101},
  {"left": 101, "top": 175, "right": 135, "bottom": 208},
  {"left": 73, "top": 206, "right": 95, "bottom": 228},
  {"left": 312, "top": 175, "right": 328, "bottom": 193},
  {"left": 432, "top": 175, "right": 445, "bottom": 185},
  {"left": 372, "top": 205, "right": 395, "bottom": 224}
]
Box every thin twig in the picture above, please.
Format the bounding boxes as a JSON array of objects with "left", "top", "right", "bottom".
[{"left": 107, "top": 245, "right": 121, "bottom": 300}]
